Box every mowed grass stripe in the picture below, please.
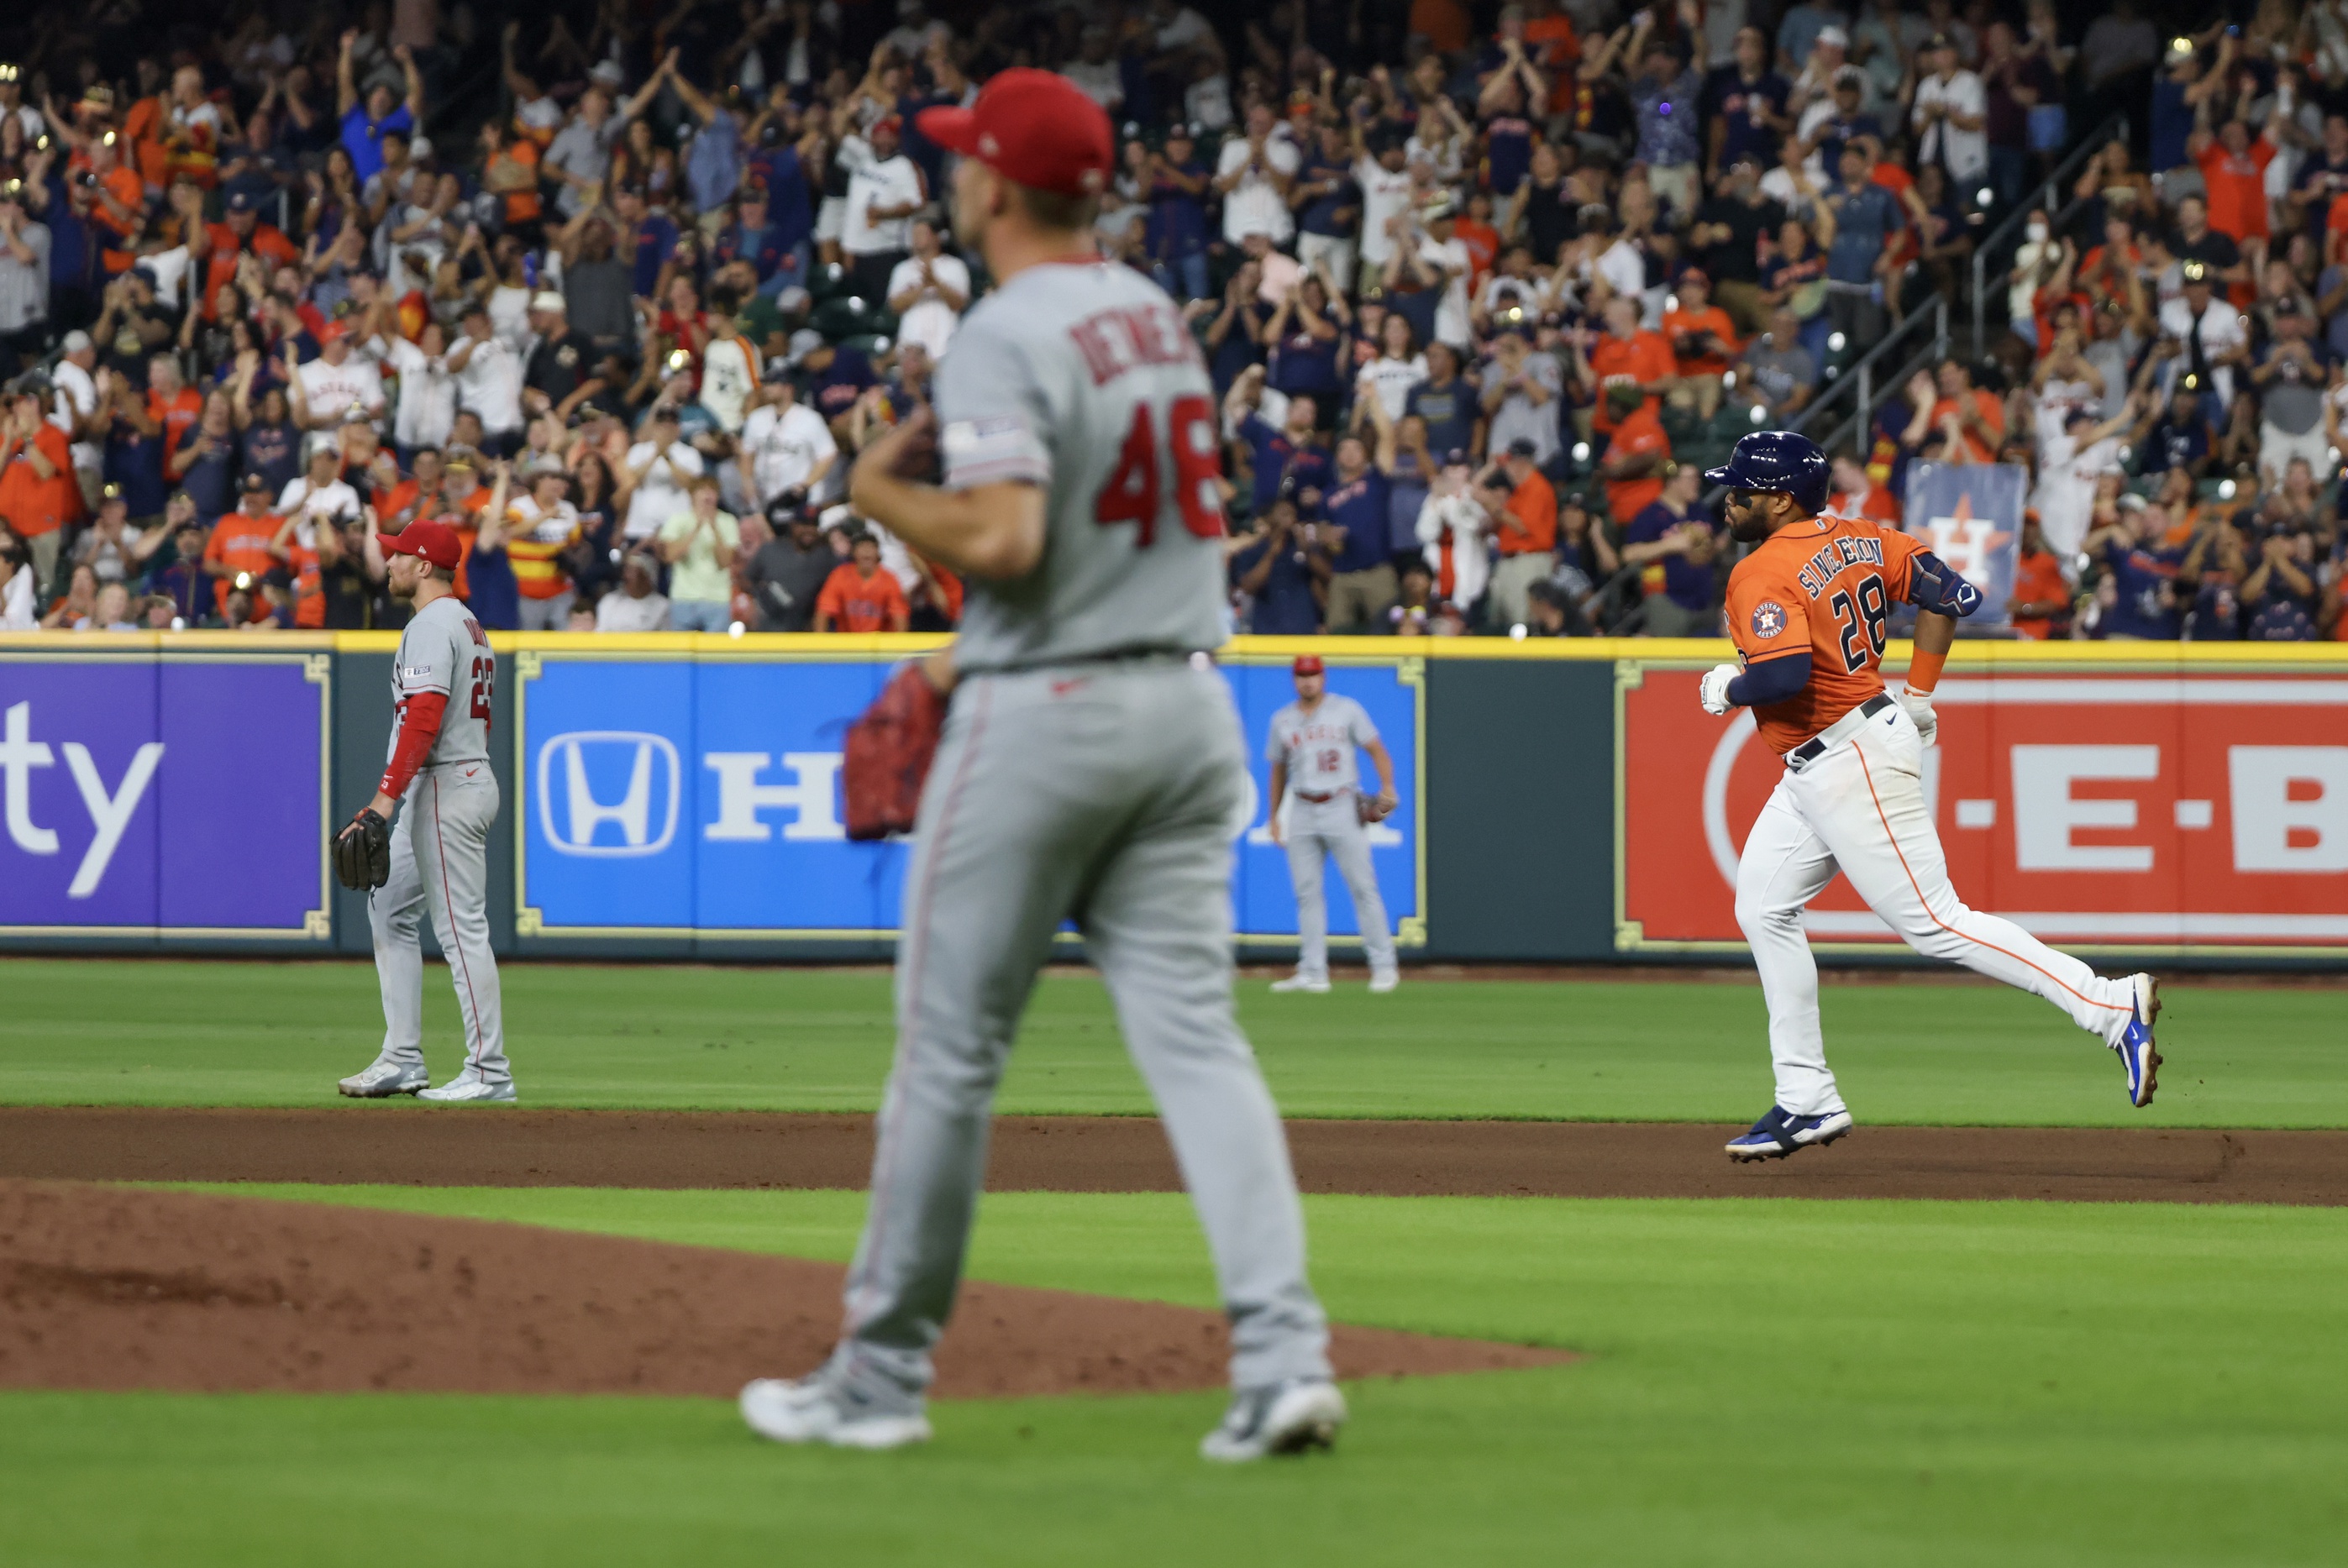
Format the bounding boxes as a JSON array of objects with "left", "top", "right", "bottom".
[{"left": 4, "top": 958, "right": 2338, "bottom": 1126}]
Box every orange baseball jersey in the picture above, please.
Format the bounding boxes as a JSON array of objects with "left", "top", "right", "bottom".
[{"left": 1725, "top": 511, "right": 1926, "bottom": 754}]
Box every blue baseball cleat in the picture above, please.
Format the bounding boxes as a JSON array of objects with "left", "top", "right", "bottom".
[
  {"left": 1726, "top": 1106, "right": 1853, "bottom": 1162},
  {"left": 2115, "top": 973, "right": 2162, "bottom": 1108}
]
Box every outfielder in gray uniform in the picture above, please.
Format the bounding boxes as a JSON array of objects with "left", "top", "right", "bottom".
[
  {"left": 1267, "top": 654, "right": 1400, "bottom": 994},
  {"left": 738, "top": 69, "right": 1344, "bottom": 1463},
  {"left": 335, "top": 518, "right": 514, "bottom": 1104}
]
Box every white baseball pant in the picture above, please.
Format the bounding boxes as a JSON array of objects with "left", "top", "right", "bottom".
[
  {"left": 1284, "top": 793, "right": 1398, "bottom": 983},
  {"left": 1735, "top": 701, "right": 2138, "bottom": 1118},
  {"left": 369, "top": 765, "right": 511, "bottom": 1084}
]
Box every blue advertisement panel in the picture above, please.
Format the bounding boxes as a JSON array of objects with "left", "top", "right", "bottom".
[
  {"left": 516, "top": 652, "right": 1423, "bottom": 945},
  {"left": 0, "top": 653, "right": 330, "bottom": 936},
  {"left": 1900, "top": 463, "right": 2024, "bottom": 631}
]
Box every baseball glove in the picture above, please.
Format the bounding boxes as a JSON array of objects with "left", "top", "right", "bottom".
[
  {"left": 1358, "top": 791, "right": 1397, "bottom": 825},
  {"left": 843, "top": 663, "right": 948, "bottom": 842},
  {"left": 333, "top": 807, "right": 392, "bottom": 891}
]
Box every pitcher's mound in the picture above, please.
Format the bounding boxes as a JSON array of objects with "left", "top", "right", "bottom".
[{"left": 0, "top": 1181, "right": 1564, "bottom": 1399}]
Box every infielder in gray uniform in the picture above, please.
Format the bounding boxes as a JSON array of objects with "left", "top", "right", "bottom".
[
  {"left": 738, "top": 69, "right": 1344, "bottom": 1462},
  {"left": 334, "top": 517, "right": 514, "bottom": 1104},
  {"left": 1267, "top": 653, "right": 1400, "bottom": 994}
]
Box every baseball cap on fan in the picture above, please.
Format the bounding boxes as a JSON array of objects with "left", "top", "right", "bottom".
[
  {"left": 914, "top": 68, "right": 1113, "bottom": 199},
  {"left": 1292, "top": 655, "right": 1326, "bottom": 676},
  {"left": 378, "top": 518, "right": 464, "bottom": 569}
]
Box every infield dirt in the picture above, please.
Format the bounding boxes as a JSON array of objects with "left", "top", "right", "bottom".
[
  {"left": 0, "top": 1180, "right": 1563, "bottom": 1398},
  {"left": 3, "top": 1108, "right": 2343, "bottom": 1204}
]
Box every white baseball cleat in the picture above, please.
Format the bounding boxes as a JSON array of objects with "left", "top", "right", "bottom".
[
  {"left": 1368, "top": 968, "right": 1400, "bottom": 994},
  {"left": 741, "top": 1358, "right": 932, "bottom": 1450},
  {"left": 337, "top": 1057, "right": 429, "bottom": 1098},
  {"left": 416, "top": 1068, "right": 517, "bottom": 1104},
  {"left": 1269, "top": 974, "right": 1332, "bottom": 994},
  {"left": 1200, "top": 1377, "right": 1347, "bottom": 1461}
]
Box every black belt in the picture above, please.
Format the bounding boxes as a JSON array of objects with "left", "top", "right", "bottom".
[{"left": 1786, "top": 694, "right": 1893, "bottom": 768}]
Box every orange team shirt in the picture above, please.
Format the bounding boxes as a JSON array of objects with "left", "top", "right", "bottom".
[
  {"left": 1602, "top": 404, "right": 1670, "bottom": 524},
  {"left": 150, "top": 385, "right": 202, "bottom": 466},
  {"left": 1662, "top": 303, "right": 1740, "bottom": 376},
  {"left": 1523, "top": 13, "right": 1581, "bottom": 113},
  {"left": 1588, "top": 330, "right": 1675, "bottom": 433},
  {"left": 1929, "top": 389, "right": 2004, "bottom": 464},
  {"left": 203, "top": 511, "right": 282, "bottom": 614},
  {"left": 2009, "top": 546, "right": 2069, "bottom": 640},
  {"left": 2198, "top": 135, "right": 2276, "bottom": 241},
  {"left": 817, "top": 563, "right": 910, "bottom": 632},
  {"left": 1495, "top": 465, "right": 1558, "bottom": 554},
  {"left": 201, "top": 221, "right": 301, "bottom": 317},
  {"left": 0, "top": 422, "right": 81, "bottom": 538},
  {"left": 1827, "top": 483, "right": 1902, "bottom": 525},
  {"left": 1726, "top": 511, "right": 1929, "bottom": 754}
]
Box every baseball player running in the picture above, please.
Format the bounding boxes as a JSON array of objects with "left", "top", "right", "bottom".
[
  {"left": 334, "top": 517, "right": 515, "bottom": 1104},
  {"left": 1267, "top": 654, "right": 1400, "bottom": 994},
  {"left": 737, "top": 71, "right": 1342, "bottom": 1462},
  {"left": 1698, "top": 432, "right": 2161, "bottom": 1162}
]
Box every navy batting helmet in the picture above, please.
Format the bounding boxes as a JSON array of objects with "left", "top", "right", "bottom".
[{"left": 1704, "top": 430, "right": 1831, "bottom": 515}]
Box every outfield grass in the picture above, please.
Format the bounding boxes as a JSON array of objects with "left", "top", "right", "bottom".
[
  {"left": 0, "top": 957, "right": 2337, "bottom": 1125},
  {"left": 7, "top": 1187, "right": 2343, "bottom": 1566}
]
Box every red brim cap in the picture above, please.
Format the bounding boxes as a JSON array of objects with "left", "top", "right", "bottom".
[
  {"left": 916, "top": 67, "right": 1113, "bottom": 201},
  {"left": 1292, "top": 655, "right": 1326, "bottom": 676},
  {"left": 378, "top": 519, "right": 462, "bottom": 569}
]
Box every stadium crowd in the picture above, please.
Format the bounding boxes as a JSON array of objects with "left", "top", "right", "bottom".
[{"left": 0, "top": 0, "right": 2340, "bottom": 642}]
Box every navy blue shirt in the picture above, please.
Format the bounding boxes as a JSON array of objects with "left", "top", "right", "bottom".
[
  {"left": 1405, "top": 377, "right": 1477, "bottom": 459},
  {"left": 1385, "top": 450, "right": 1431, "bottom": 555},
  {"left": 1323, "top": 469, "right": 1393, "bottom": 573},
  {"left": 2150, "top": 78, "right": 2193, "bottom": 175},
  {"left": 1231, "top": 532, "right": 1322, "bottom": 634},
  {"left": 747, "top": 147, "right": 814, "bottom": 253},
  {"left": 1701, "top": 67, "right": 1791, "bottom": 168},
  {"left": 1237, "top": 414, "right": 1333, "bottom": 515},
  {"left": 1202, "top": 300, "right": 1270, "bottom": 392},
  {"left": 1484, "top": 115, "right": 1536, "bottom": 197},
  {"left": 465, "top": 540, "right": 520, "bottom": 631},
  {"left": 176, "top": 431, "right": 238, "bottom": 521},
  {"left": 1268, "top": 324, "right": 1343, "bottom": 400},
  {"left": 712, "top": 219, "right": 786, "bottom": 283},
  {"left": 103, "top": 425, "right": 170, "bottom": 520},
  {"left": 2140, "top": 415, "right": 2211, "bottom": 475},
  {"left": 1296, "top": 152, "right": 1358, "bottom": 238},
  {"left": 802, "top": 346, "right": 875, "bottom": 424},
  {"left": 240, "top": 420, "right": 301, "bottom": 499},
  {"left": 1623, "top": 500, "right": 1720, "bottom": 611},
  {"left": 628, "top": 212, "right": 682, "bottom": 299},
  {"left": 1146, "top": 160, "right": 1211, "bottom": 260},
  {"left": 2103, "top": 538, "right": 2183, "bottom": 639}
]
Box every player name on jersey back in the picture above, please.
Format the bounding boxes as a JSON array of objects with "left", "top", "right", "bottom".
[
  {"left": 935, "top": 261, "right": 1227, "bottom": 674},
  {"left": 1790, "top": 532, "right": 1886, "bottom": 600}
]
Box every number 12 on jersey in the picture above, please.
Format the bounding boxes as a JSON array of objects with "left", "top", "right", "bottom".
[{"left": 1094, "top": 394, "right": 1224, "bottom": 547}]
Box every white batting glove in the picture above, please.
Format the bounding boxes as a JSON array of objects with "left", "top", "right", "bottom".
[
  {"left": 1898, "top": 688, "right": 1937, "bottom": 746},
  {"left": 1699, "top": 663, "right": 1739, "bottom": 716}
]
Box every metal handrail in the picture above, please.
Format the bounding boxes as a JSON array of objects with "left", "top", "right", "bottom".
[
  {"left": 1794, "top": 295, "right": 1950, "bottom": 445},
  {"left": 1969, "top": 113, "right": 2130, "bottom": 349},
  {"left": 1808, "top": 315, "right": 1951, "bottom": 462}
]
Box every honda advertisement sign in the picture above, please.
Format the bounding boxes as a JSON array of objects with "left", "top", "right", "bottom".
[
  {"left": 0, "top": 653, "right": 331, "bottom": 937},
  {"left": 516, "top": 652, "right": 1424, "bottom": 947},
  {"left": 1618, "top": 662, "right": 2348, "bottom": 955}
]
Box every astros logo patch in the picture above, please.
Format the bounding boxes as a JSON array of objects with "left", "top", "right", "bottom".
[{"left": 1751, "top": 600, "right": 1788, "bottom": 638}]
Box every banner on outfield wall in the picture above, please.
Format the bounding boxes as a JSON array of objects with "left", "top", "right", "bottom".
[
  {"left": 0, "top": 652, "right": 333, "bottom": 937},
  {"left": 512, "top": 650, "right": 1426, "bottom": 947},
  {"left": 1899, "top": 463, "right": 2022, "bottom": 632},
  {"left": 1615, "top": 662, "right": 2348, "bottom": 955}
]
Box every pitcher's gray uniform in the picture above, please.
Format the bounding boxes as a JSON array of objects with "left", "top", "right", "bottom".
[
  {"left": 1269, "top": 692, "right": 1397, "bottom": 985},
  {"left": 838, "top": 259, "right": 1332, "bottom": 1400},
  {"left": 370, "top": 597, "right": 510, "bottom": 1088}
]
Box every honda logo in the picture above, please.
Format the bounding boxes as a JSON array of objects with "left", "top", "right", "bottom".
[{"left": 537, "top": 731, "right": 681, "bottom": 857}]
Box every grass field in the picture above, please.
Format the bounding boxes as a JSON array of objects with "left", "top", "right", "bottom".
[
  {"left": 7, "top": 1188, "right": 2345, "bottom": 1565},
  {"left": 1, "top": 957, "right": 2339, "bottom": 1125},
  {"left": 3, "top": 957, "right": 2340, "bottom": 1565}
]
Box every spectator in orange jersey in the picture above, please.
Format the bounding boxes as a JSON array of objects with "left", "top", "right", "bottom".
[
  {"left": 814, "top": 532, "right": 911, "bottom": 632},
  {"left": 1663, "top": 268, "right": 1741, "bottom": 420}
]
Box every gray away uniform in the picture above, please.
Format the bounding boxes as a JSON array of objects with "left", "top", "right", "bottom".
[
  {"left": 370, "top": 595, "right": 509, "bottom": 1084},
  {"left": 1269, "top": 695, "right": 1397, "bottom": 983},
  {"left": 839, "top": 259, "right": 1332, "bottom": 1396}
]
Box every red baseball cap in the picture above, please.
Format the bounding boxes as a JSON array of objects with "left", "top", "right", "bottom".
[
  {"left": 379, "top": 518, "right": 464, "bottom": 569},
  {"left": 916, "top": 68, "right": 1113, "bottom": 200},
  {"left": 1292, "top": 655, "right": 1326, "bottom": 677}
]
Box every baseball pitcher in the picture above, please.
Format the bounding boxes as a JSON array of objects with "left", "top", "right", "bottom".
[
  {"left": 1266, "top": 653, "right": 1400, "bottom": 994},
  {"left": 1699, "top": 431, "right": 2161, "bottom": 1162},
  {"left": 738, "top": 70, "right": 1343, "bottom": 1462},
  {"left": 333, "top": 517, "right": 514, "bottom": 1104}
]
